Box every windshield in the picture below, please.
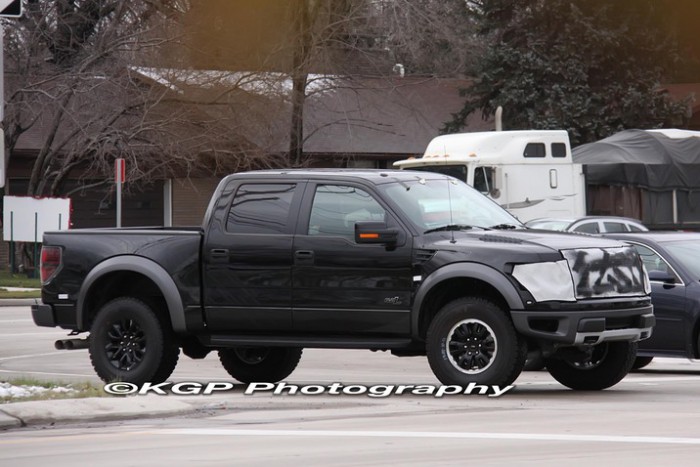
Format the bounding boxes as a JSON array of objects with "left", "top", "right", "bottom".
[
  {"left": 662, "top": 240, "right": 700, "bottom": 280},
  {"left": 378, "top": 175, "right": 522, "bottom": 232}
]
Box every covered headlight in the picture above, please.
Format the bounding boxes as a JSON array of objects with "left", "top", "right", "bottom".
[{"left": 512, "top": 260, "right": 576, "bottom": 302}]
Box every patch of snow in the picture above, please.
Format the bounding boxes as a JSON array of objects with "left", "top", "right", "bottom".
[{"left": 0, "top": 382, "right": 76, "bottom": 399}]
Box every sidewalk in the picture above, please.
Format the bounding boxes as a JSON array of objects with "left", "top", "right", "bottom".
[
  {"left": 0, "top": 298, "right": 211, "bottom": 430},
  {"left": 0, "top": 395, "right": 204, "bottom": 430}
]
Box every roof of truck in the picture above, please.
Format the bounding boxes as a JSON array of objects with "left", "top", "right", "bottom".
[
  {"left": 229, "top": 168, "right": 449, "bottom": 185},
  {"left": 394, "top": 130, "right": 573, "bottom": 168}
]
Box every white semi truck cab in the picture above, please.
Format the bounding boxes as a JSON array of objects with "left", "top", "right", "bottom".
[{"left": 393, "top": 130, "right": 586, "bottom": 222}]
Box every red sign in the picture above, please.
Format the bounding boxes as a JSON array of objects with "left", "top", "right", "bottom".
[{"left": 115, "top": 158, "right": 125, "bottom": 184}]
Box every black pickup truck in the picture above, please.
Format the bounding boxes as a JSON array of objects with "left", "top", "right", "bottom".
[{"left": 32, "top": 169, "right": 654, "bottom": 390}]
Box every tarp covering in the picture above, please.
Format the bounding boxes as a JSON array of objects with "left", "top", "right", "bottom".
[{"left": 572, "top": 129, "right": 700, "bottom": 190}]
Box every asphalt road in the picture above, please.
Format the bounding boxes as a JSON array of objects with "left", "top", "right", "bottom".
[{"left": 2, "top": 305, "right": 700, "bottom": 465}]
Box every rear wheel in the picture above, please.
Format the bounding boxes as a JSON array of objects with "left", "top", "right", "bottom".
[
  {"left": 219, "top": 347, "right": 303, "bottom": 383},
  {"left": 426, "top": 297, "right": 526, "bottom": 387},
  {"left": 544, "top": 341, "right": 636, "bottom": 390},
  {"left": 89, "top": 297, "right": 179, "bottom": 384}
]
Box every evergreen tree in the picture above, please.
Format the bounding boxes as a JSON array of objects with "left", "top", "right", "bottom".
[{"left": 446, "top": 0, "right": 689, "bottom": 145}]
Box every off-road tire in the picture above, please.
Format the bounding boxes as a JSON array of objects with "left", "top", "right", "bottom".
[
  {"left": 89, "top": 297, "right": 179, "bottom": 384},
  {"left": 544, "top": 341, "right": 637, "bottom": 390},
  {"left": 219, "top": 347, "right": 303, "bottom": 384},
  {"left": 426, "top": 297, "right": 526, "bottom": 387}
]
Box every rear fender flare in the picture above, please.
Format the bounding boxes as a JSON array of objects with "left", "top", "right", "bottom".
[{"left": 76, "top": 256, "right": 186, "bottom": 332}]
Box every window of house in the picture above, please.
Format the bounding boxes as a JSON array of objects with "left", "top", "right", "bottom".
[
  {"left": 226, "top": 183, "right": 296, "bottom": 234},
  {"left": 308, "top": 185, "right": 386, "bottom": 238}
]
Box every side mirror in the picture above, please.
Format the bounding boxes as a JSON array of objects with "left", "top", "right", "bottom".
[
  {"left": 355, "top": 221, "right": 398, "bottom": 246},
  {"left": 647, "top": 270, "right": 676, "bottom": 284}
]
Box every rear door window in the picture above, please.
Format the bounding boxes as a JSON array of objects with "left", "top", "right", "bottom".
[
  {"left": 573, "top": 222, "right": 600, "bottom": 234},
  {"left": 603, "top": 222, "right": 627, "bottom": 233},
  {"left": 226, "top": 183, "right": 297, "bottom": 234}
]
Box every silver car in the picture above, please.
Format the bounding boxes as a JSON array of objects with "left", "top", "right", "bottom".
[{"left": 525, "top": 216, "right": 648, "bottom": 234}]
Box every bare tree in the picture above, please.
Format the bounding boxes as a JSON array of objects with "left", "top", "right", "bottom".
[
  {"left": 3, "top": 0, "right": 482, "bottom": 199},
  {"left": 2, "top": 0, "right": 284, "bottom": 198},
  {"left": 284, "top": 0, "right": 392, "bottom": 166},
  {"left": 280, "top": 0, "right": 483, "bottom": 165},
  {"left": 378, "top": 0, "right": 482, "bottom": 77}
]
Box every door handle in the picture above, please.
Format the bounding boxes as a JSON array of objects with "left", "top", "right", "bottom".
[
  {"left": 294, "top": 250, "right": 314, "bottom": 264},
  {"left": 210, "top": 248, "right": 229, "bottom": 258}
]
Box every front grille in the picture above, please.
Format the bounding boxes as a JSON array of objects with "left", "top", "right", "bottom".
[{"left": 561, "top": 246, "right": 648, "bottom": 299}]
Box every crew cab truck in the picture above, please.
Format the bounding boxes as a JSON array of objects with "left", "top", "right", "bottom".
[{"left": 32, "top": 170, "right": 654, "bottom": 390}]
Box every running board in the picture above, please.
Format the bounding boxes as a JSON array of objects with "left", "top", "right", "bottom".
[{"left": 202, "top": 335, "right": 413, "bottom": 349}]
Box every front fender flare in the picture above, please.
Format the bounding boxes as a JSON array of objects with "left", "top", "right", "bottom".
[
  {"left": 411, "top": 262, "right": 524, "bottom": 339},
  {"left": 77, "top": 255, "right": 186, "bottom": 333}
]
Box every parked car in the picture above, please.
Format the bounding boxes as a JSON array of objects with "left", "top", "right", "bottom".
[
  {"left": 525, "top": 216, "right": 648, "bottom": 234},
  {"left": 604, "top": 232, "right": 700, "bottom": 369}
]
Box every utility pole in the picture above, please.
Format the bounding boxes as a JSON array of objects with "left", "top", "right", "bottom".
[
  {"left": 115, "top": 158, "right": 125, "bottom": 227},
  {"left": 0, "top": 1, "right": 24, "bottom": 189}
]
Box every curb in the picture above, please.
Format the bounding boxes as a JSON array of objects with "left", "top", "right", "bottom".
[
  {"left": 0, "top": 395, "right": 196, "bottom": 430},
  {"left": 0, "top": 298, "right": 39, "bottom": 307},
  {"left": 0, "top": 410, "right": 21, "bottom": 429}
]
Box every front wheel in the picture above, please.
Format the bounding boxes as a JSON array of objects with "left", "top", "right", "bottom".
[
  {"left": 219, "top": 347, "right": 303, "bottom": 383},
  {"left": 426, "top": 297, "right": 526, "bottom": 387},
  {"left": 544, "top": 341, "right": 637, "bottom": 390},
  {"left": 89, "top": 297, "right": 179, "bottom": 384}
]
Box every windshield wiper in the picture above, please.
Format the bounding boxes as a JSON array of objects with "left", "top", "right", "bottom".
[
  {"left": 424, "top": 224, "right": 479, "bottom": 234},
  {"left": 489, "top": 223, "right": 520, "bottom": 230}
]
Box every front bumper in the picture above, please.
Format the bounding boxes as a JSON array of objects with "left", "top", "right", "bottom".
[{"left": 511, "top": 304, "right": 654, "bottom": 345}]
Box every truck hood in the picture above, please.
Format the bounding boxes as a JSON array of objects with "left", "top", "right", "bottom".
[
  {"left": 417, "top": 228, "right": 649, "bottom": 301},
  {"left": 480, "top": 229, "right": 630, "bottom": 250},
  {"left": 419, "top": 228, "right": 630, "bottom": 254}
]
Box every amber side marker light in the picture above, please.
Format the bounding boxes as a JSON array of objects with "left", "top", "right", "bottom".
[{"left": 359, "top": 233, "right": 380, "bottom": 239}]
